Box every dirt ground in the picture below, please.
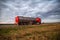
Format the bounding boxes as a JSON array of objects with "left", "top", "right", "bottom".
[{"left": 0, "top": 23, "right": 60, "bottom": 40}]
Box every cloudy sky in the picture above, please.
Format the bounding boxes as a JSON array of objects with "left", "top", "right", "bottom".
[{"left": 0, "top": 0, "right": 60, "bottom": 23}]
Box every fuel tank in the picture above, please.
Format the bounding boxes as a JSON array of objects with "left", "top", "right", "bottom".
[{"left": 15, "top": 16, "right": 41, "bottom": 25}]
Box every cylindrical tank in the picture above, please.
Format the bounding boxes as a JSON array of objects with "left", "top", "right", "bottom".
[{"left": 15, "top": 16, "right": 41, "bottom": 25}]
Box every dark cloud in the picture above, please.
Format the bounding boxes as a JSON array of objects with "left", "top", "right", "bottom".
[
  {"left": 0, "top": 0, "right": 60, "bottom": 23},
  {"left": 0, "top": 0, "right": 6, "bottom": 2},
  {"left": 57, "top": 0, "right": 60, "bottom": 2}
]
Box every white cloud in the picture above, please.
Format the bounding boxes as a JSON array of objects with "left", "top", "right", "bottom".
[{"left": 42, "top": 19, "right": 60, "bottom": 23}]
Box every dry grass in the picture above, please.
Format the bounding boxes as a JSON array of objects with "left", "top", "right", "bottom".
[{"left": 0, "top": 23, "right": 60, "bottom": 40}]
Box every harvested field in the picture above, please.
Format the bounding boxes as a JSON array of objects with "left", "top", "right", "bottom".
[{"left": 0, "top": 23, "right": 60, "bottom": 40}]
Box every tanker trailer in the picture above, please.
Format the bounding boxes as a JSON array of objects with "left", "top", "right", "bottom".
[{"left": 15, "top": 16, "right": 41, "bottom": 25}]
